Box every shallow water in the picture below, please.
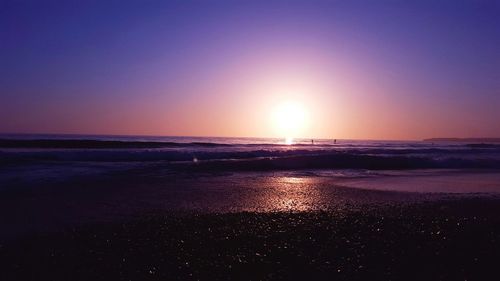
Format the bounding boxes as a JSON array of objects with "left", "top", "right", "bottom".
[{"left": 337, "top": 169, "right": 500, "bottom": 193}]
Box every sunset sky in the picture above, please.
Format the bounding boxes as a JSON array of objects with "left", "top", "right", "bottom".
[{"left": 1, "top": 0, "right": 499, "bottom": 140}]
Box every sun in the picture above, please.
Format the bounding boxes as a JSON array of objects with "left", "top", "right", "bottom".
[{"left": 272, "top": 101, "right": 307, "bottom": 144}]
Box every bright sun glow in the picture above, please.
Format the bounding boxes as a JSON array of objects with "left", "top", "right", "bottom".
[{"left": 272, "top": 101, "right": 307, "bottom": 144}]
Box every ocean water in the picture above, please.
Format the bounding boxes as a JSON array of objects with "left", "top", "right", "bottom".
[
  {"left": 1, "top": 134, "right": 500, "bottom": 167},
  {"left": 1, "top": 134, "right": 500, "bottom": 193}
]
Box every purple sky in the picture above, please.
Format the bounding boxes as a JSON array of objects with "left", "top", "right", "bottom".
[{"left": 1, "top": 0, "right": 499, "bottom": 140}]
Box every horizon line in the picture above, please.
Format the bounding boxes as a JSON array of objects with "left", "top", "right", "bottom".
[{"left": 3, "top": 131, "right": 500, "bottom": 142}]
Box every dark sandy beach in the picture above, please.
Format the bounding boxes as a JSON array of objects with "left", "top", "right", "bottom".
[
  {"left": 1, "top": 198, "right": 500, "bottom": 281},
  {"left": 1, "top": 166, "right": 500, "bottom": 280}
]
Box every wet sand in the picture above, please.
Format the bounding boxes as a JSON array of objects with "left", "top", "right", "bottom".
[{"left": 0, "top": 169, "right": 485, "bottom": 239}]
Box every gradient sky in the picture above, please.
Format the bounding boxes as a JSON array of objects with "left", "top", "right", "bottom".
[{"left": 1, "top": 0, "right": 499, "bottom": 140}]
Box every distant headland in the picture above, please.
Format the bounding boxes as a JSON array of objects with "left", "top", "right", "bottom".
[{"left": 424, "top": 138, "right": 500, "bottom": 143}]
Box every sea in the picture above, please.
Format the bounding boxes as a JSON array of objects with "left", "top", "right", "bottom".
[{"left": 1, "top": 133, "right": 500, "bottom": 193}]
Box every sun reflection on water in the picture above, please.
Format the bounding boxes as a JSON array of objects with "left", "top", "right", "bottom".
[{"left": 259, "top": 175, "right": 324, "bottom": 211}]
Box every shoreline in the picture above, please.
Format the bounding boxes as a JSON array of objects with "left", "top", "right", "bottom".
[{"left": 2, "top": 169, "right": 500, "bottom": 241}]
